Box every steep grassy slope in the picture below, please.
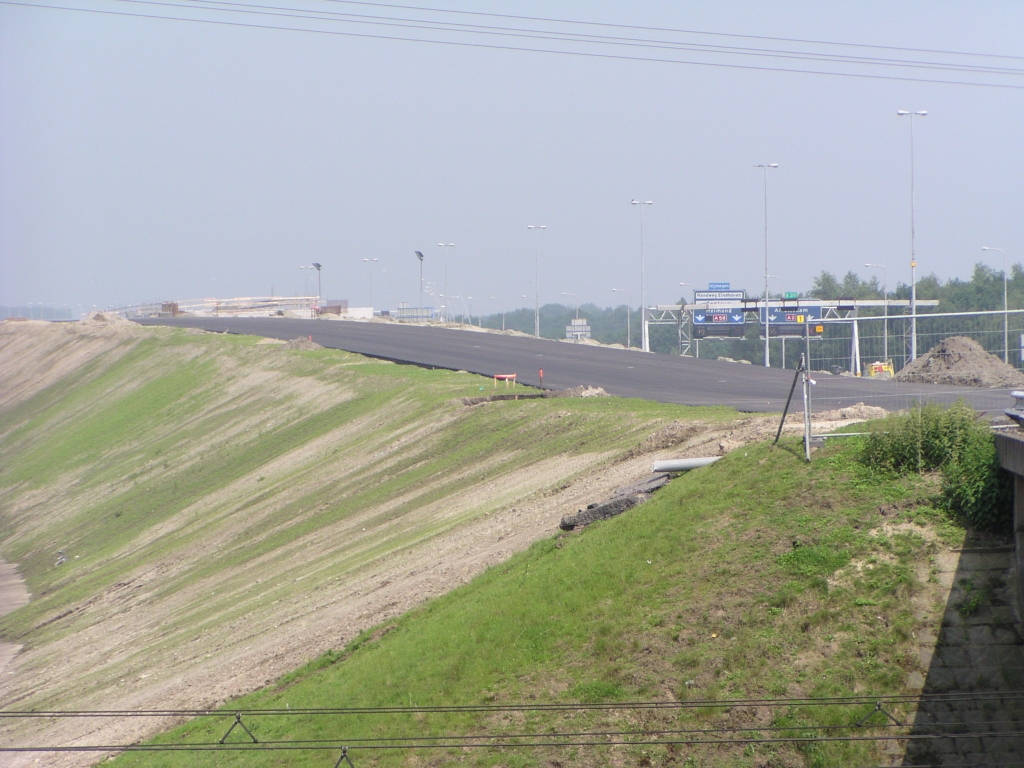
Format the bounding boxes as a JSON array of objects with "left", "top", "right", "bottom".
[
  {"left": 111, "top": 436, "right": 967, "bottom": 768},
  {"left": 0, "top": 320, "right": 734, "bottom": 760}
]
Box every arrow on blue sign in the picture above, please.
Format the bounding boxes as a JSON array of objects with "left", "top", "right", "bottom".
[
  {"left": 730, "top": 313, "right": 743, "bottom": 322},
  {"left": 695, "top": 313, "right": 706, "bottom": 322}
]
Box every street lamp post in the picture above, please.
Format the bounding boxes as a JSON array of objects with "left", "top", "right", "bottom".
[
  {"left": 897, "top": 110, "right": 927, "bottom": 361},
  {"left": 414, "top": 251, "right": 425, "bottom": 313},
  {"left": 983, "top": 247, "right": 1009, "bottom": 363},
  {"left": 612, "top": 288, "right": 631, "bottom": 349},
  {"left": 362, "top": 258, "right": 379, "bottom": 312},
  {"left": 754, "top": 163, "right": 778, "bottom": 367},
  {"left": 453, "top": 295, "right": 471, "bottom": 325},
  {"left": 437, "top": 243, "right": 454, "bottom": 322},
  {"left": 767, "top": 275, "right": 784, "bottom": 367},
  {"left": 865, "top": 263, "right": 889, "bottom": 363},
  {"left": 527, "top": 225, "right": 546, "bottom": 337},
  {"left": 562, "top": 292, "right": 578, "bottom": 319},
  {"left": 311, "top": 263, "right": 321, "bottom": 317},
  {"left": 631, "top": 200, "right": 653, "bottom": 351}
]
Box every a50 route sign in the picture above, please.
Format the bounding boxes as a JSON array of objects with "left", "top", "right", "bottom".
[{"left": 693, "top": 306, "right": 746, "bottom": 337}]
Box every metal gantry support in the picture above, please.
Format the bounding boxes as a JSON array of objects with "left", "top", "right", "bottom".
[{"left": 644, "top": 305, "right": 692, "bottom": 356}]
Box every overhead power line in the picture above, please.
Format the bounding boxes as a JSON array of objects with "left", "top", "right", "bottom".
[
  {"left": 170, "top": 0, "right": 1024, "bottom": 77},
  {"left": 4, "top": 695, "right": 1022, "bottom": 760},
  {"left": 2, "top": 0, "right": 1023, "bottom": 89},
  {"left": 5, "top": 689, "right": 1024, "bottom": 717},
  {"left": 312, "top": 0, "right": 1024, "bottom": 62}
]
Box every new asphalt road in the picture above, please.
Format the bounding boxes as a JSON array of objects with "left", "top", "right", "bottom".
[{"left": 137, "top": 317, "right": 1016, "bottom": 416}]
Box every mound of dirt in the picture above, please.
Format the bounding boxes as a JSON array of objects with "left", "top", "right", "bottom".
[
  {"left": 81, "top": 310, "right": 132, "bottom": 326},
  {"left": 622, "top": 420, "right": 708, "bottom": 459},
  {"left": 281, "top": 337, "right": 323, "bottom": 350},
  {"left": 554, "top": 385, "right": 609, "bottom": 398},
  {"left": 894, "top": 336, "right": 1024, "bottom": 388},
  {"left": 815, "top": 403, "right": 888, "bottom": 421}
]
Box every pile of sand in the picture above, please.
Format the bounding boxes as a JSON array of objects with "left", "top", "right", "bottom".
[
  {"left": 815, "top": 403, "right": 888, "bottom": 421},
  {"left": 556, "top": 385, "right": 609, "bottom": 398},
  {"left": 281, "top": 337, "right": 323, "bottom": 350},
  {"left": 81, "top": 310, "right": 132, "bottom": 326},
  {"left": 894, "top": 336, "right": 1024, "bottom": 388}
]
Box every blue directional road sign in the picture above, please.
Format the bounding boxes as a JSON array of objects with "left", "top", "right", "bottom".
[
  {"left": 708, "top": 282, "right": 731, "bottom": 291},
  {"left": 693, "top": 307, "right": 745, "bottom": 325},
  {"left": 693, "top": 305, "right": 746, "bottom": 338},
  {"left": 759, "top": 305, "right": 822, "bottom": 324}
]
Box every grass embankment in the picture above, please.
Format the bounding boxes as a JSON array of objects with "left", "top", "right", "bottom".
[
  {"left": 114, "top": 434, "right": 960, "bottom": 768},
  {"left": 0, "top": 322, "right": 727, "bottom": 725}
]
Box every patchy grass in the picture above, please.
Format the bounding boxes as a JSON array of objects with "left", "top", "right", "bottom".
[
  {"left": 0, "top": 324, "right": 731, "bottom": 720},
  {"left": 111, "top": 434, "right": 952, "bottom": 768}
]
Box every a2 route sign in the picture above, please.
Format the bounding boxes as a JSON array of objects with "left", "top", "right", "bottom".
[{"left": 759, "top": 305, "right": 822, "bottom": 324}]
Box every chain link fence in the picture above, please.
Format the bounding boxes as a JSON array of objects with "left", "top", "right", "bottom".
[
  {"left": 688, "top": 309, "right": 1024, "bottom": 374},
  {"left": 808, "top": 309, "right": 1024, "bottom": 375}
]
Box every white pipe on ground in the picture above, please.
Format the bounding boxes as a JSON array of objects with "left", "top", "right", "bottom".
[{"left": 652, "top": 457, "right": 721, "bottom": 472}]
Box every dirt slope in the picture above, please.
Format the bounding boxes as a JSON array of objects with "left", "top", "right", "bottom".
[{"left": 0, "top": 321, "right": 876, "bottom": 767}]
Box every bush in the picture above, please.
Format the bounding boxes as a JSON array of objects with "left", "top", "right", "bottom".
[
  {"left": 861, "top": 401, "right": 980, "bottom": 474},
  {"left": 940, "top": 428, "right": 1013, "bottom": 532},
  {"left": 859, "top": 401, "right": 1012, "bottom": 531}
]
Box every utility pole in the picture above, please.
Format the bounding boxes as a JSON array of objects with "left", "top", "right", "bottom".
[{"left": 755, "top": 164, "right": 778, "bottom": 366}]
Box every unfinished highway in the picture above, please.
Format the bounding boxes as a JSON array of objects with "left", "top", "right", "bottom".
[{"left": 136, "top": 317, "right": 1015, "bottom": 416}]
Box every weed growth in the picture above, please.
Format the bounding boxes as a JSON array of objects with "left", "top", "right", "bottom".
[{"left": 859, "top": 401, "right": 1012, "bottom": 531}]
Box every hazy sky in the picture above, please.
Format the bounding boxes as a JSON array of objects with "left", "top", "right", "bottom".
[{"left": 1, "top": 1, "right": 1022, "bottom": 315}]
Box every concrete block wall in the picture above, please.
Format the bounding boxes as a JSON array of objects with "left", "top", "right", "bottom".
[{"left": 994, "top": 431, "right": 1024, "bottom": 626}]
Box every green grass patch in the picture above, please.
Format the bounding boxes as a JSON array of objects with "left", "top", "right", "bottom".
[{"left": 108, "top": 434, "right": 949, "bottom": 768}]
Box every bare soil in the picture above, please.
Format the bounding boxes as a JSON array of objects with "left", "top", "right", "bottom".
[
  {"left": 895, "top": 335, "right": 1024, "bottom": 388},
  {"left": 0, "top": 561, "right": 30, "bottom": 686},
  {"left": 280, "top": 337, "right": 323, "bottom": 350},
  {"left": 0, "top": 321, "right": 886, "bottom": 767}
]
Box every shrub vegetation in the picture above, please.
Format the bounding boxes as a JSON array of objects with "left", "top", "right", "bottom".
[{"left": 860, "top": 401, "right": 1012, "bottom": 531}]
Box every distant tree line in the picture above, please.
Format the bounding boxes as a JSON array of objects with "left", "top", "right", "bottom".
[{"left": 477, "top": 261, "right": 1023, "bottom": 365}]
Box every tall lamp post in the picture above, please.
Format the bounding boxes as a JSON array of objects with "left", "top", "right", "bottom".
[
  {"left": 437, "top": 243, "right": 454, "bottom": 322},
  {"left": 897, "top": 109, "right": 927, "bottom": 361},
  {"left": 362, "top": 258, "right": 379, "bottom": 311},
  {"left": 754, "top": 163, "right": 778, "bottom": 367},
  {"left": 983, "top": 246, "right": 1009, "bottom": 363},
  {"left": 527, "top": 225, "right": 546, "bottom": 337},
  {"left": 613, "top": 288, "right": 631, "bottom": 349},
  {"left": 311, "top": 262, "right": 321, "bottom": 317},
  {"left": 562, "top": 292, "right": 578, "bottom": 319},
  {"left": 768, "top": 275, "right": 785, "bottom": 367},
  {"left": 865, "top": 263, "right": 888, "bottom": 363},
  {"left": 414, "top": 251, "right": 425, "bottom": 313},
  {"left": 631, "top": 200, "right": 653, "bottom": 351}
]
